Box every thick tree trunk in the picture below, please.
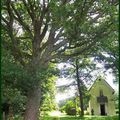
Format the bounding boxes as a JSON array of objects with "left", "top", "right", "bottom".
[
  {"left": 24, "top": 87, "right": 41, "bottom": 120},
  {"left": 76, "top": 59, "right": 84, "bottom": 117}
]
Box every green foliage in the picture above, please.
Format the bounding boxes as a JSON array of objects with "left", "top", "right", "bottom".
[
  {"left": 40, "top": 64, "right": 59, "bottom": 112},
  {"left": 2, "top": 56, "right": 36, "bottom": 92},
  {"left": 60, "top": 100, "right": 80, "bottom": 116},
  {"left": 1, "top": 0, "right": 118, "bottom": 119},
  {"left": 2, "top": 87, "right": 26, "bottom": 114},
  {"left": 2, "top": 0, "right": 118, "bottom": 63},
  {"left": 114, "top": 92, "right": 119, "bottom": 110},
  {"left": 1, "top": 48, "right": 27, "bottom": 115},
  {"left": 2, "top": 48, "right": 59, "bottom": 117},
  {"left": 84, "top": 111, "right": 89, "bottom": 115},
  {"left": 2, "top": 51, "right": 58, "bottom": 116}
]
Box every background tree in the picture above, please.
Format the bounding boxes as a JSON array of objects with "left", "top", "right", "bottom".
[
  {"left": 92, "top": 2, "right": 119, "bottom": 82},
  {"left": 1, "top": 0, "right": 118, "bottom": 120},
  {"left": 40, "top": 64, "right": 59, "bottom": 114},
  {"left": 57, "top": 57, "right": 96, "bottom": 116}
]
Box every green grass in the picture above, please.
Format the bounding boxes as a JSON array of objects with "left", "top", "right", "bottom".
[{"left": 42, "top": 115, "right": 119, "bottom": 120}]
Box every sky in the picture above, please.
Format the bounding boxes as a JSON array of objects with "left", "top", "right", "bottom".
[{"left": 55, "top": 62, "right": 119, "bottom": 103}]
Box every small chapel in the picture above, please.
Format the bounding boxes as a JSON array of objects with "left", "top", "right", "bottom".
[{"left": 88, "top": 77, "right": 116, "bottom": 116}]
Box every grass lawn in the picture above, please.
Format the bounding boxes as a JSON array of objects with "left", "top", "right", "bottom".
[{"left": 42, "top": 115, "right": 119, "bottom": 120}]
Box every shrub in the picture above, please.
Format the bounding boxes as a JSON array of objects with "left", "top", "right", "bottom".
[
  {"left": 84, "top": 110, "right": 89, "bottom": 115},
  {"left": 60, "top": 100, "right": 81, "bottom": 115},
  {"left": 60, "top": 106, "right": 66, "bottom": 113}
]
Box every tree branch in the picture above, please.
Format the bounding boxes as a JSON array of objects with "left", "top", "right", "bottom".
[
  {"left": 2, "top": 0, "right": 27, "bottom": 66},
  {"left": 49, "top": 22, "right": 113, "bottom": 61},
  {"left": 52, "top": 40, "right": 68, "bottom": 52},
  {"left": 22, "top": 0, "right": 34, "bottom": 21},
  {"left": 10, "top": 4, "right": 33, "bottom": 39}
]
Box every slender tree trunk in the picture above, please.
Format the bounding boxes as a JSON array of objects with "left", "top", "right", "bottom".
[
  {"left": 75, "top": 59, "right": 84, "bottom": 117},
  {"left": 24, "top": 87, "right": 41, "bottom": 120}
]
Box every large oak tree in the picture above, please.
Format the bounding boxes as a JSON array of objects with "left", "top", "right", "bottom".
[{"left": 1, "top": 0, "right": 118, "bottom": 120}]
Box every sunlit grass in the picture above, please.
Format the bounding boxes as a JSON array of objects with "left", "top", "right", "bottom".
[
  {"left": 42, "top": 111, "right": 119, "bottom": 120},
  {"left": 42, "top": 116, "right": 119, "bottom": 120},
  {"left": 48, "top": 111, "right": 66, "bottom": 117}
]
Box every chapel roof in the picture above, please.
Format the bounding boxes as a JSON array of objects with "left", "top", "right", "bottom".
[{"left": 88, "top": 77, "right": 115, "bottom": 93}]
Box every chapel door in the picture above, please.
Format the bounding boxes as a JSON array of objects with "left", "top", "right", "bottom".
[{"left": 100, "top": 104, "right": 106, "bottom": 115}]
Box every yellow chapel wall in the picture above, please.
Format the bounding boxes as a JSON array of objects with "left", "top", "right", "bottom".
[{"left": 88, "top": 79, "right": 116, "bottom": 115}]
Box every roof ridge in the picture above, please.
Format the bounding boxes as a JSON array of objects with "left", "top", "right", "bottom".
[{"left": 88, "top": 77, "right": 115, "bottom": 92}]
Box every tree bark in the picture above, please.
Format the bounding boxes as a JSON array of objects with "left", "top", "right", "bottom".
[
  {"left": 75, "top": 59, "right": 84, "bottom": 117},
  {"left": 24, "top": 87, "right": 41, "bottom": 120}
]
